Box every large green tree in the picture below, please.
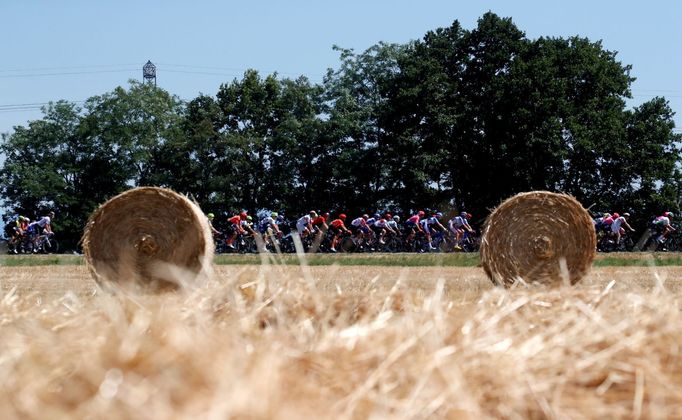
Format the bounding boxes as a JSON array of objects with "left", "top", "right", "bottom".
[{"left": 0, "top": 81, "right": 183, "bottom": 248}]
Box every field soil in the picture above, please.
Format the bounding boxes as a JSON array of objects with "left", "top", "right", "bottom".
[{"left": 2, "top": 264, "right": 682, "bottom": 298}]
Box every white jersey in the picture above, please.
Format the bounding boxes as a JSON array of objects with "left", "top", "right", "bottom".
[
  {"left": 259, "top": 216, "right": 275, "bottom": 231},
  {"left": 611, "top": 216, "right": 625, "bottom": 232},
  {"left": 351, "top": 217, "right": 365, "bottom": 227},
  {"left": 374, "top": 219, "right": 388, "bottom": 228},
  {"left": 655, "top": 216, "right": 671, "bottom": 226},
  {"left": 450, "top": 216, "right": 468, "bottom": 229},
  {"left": 31, "top": 216, "right": 51, "bottom": 228},
  {"left": 297, "top": 215, "right": 311, "bottom": 227}
]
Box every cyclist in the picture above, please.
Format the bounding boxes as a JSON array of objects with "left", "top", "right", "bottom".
[
  {"left": 296, "top": 211, "right": 317, "bottom": 238},
  {"left": 243, "top": 215, "right": 257, "bottom": 237},
  {"left": 350, "top": 214, "right": 371, "bottom": 243},
  {"left": 206, "top": 213, "right": 221, "bottom": 236},
  {"left": 611, "top": 212, "right": 635, "bottom": 246},
  {"left": 420, "top": 212, "right": 447, "bottom": 250},
  {"left": 259, "top": 211, "right": 282, "bottom": 247},
  {"left": 311, "top": 211, "right": 329, "bottom": 242},
  {"left": 225, "top": 211, "right": 248, "bottom": 249},
  {"left": 449, "top": 212, "right": 475, "bottom": 250},
  {"left": 328, "top": 213, "right": 351, "bottom": 252},
  {"left": 7, "top": 216, "right": 30, "bottom": 253},
  {"left": 653, "top": 211, "right": 676, "bottom": 243},
  {"left": 27, "top": 211, "right": 55, "bottom": 252},
  {"left": 372, "top": 213, "right": 396, "bottom": 245},
  {"left": 386, "top": 215, "right": 402, "bottom": 237},
  {"left": 28, "top": 211, "right": 54, "bottom": 237},
  {"left": 405, "top": 211, "right": 425, "bottom": 244}
]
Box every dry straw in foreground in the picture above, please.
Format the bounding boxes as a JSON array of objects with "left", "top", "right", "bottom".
[
  {"left": 0, "top": 265, "right": 680, "bottom": 418},
  {"left": 81, "top": 187, "right": 214, "bottom": 291},
  {"left": 480, "top": 191, "right": 596, "bottom": 287}
]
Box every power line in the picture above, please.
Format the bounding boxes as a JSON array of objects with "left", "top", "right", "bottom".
[
  {"left": 0, "top": 100, "right": 86, "bottom": 113},
  {"left": 0, "top": 69, "right": 138, "bottom": 79},
  {"left": 157, "top": 62, "right": 326, "bottom": 79},
  {"left": 0, "top": 64, "right": 141, "bottom": 73}
]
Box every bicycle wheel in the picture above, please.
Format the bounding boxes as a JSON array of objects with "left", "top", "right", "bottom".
[
  {"left": 339, "top": 236, "right": 355, "bottom": 253},
  {"left": 42, "top": 238, "right": 59, "bottom": 254}
]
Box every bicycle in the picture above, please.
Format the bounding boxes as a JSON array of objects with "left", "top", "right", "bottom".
[
  {"left": 29, "top": 232, "right": 59, "bottom": 254},
  {"left": 459, "top": 230, "right": 480, "bottom": 252}
]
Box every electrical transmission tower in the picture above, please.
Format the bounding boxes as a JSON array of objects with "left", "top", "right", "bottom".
[{"left": 143, "top": 60, "right": 156, "bottom": 86}]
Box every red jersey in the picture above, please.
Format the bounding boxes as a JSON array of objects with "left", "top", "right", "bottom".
[
  {"left": 330, "top": 219, "right": 345, "bottom": 229},
  {"left": 228, "top": 215, "right": 241, "bottom": 225},
  {"left": 312, "top": 216, "right": 327, "bottom": 226}
]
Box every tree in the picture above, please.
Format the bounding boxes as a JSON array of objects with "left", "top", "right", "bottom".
[
  {"left": 0, "top": 82, "right": 183, "bottom": 248},
  {"left": 322, "top": 42, "right": 407, "bottom": 214}
]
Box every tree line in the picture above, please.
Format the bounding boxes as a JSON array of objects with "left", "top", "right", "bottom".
[{"left": 1, "top": 12, "right": 680, "bottom": 249}]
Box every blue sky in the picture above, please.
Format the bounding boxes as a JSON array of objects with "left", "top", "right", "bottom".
[{"left": 1, "top": 1, "right": 681, "bottom": 135}]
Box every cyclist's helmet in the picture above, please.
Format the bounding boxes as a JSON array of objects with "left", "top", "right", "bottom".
[
  {"left": 385, "top": 213, "right": 392, "bottom": 219},
  {"left": 613, "top": 213, "right": 620, "bottom": 219},
  {"left": 362, "top": 214, "right": 369, "bottom": 220},
  {"left": 339, "top": 213, "right": 347, "bottom": 220},
  {"left": 436, "top": 212, "right": 443, "bottom": 218},
  {"left": 207, "top": 213, "right": 215, "bottom": 220},
  {"left": 418, "top": 210, "right": 425, "bottom": 217},
  {"left": 393, "top": 215, "right": 401, "bottom": 222},
  {"left": 667, "top": 212, "right": 674, "bottom": 218},
  {"left": 466, "top": 213, "right": 472, "bottom": 219},
  {"left": 373, "top": 213, "right": 380, "bottom": 219},
  {"left": 240, "top": 211, "right": 247, "bottom": 219},
  {"left": 271, "top": 211, "right": 278, "bottom": 218},
  {"left": 460, "top": 211, "right": 468, "bottom": 217},
  {"left": 623, "top": 212, "right": 631, "bottom": 217},
  {"left": 310, "top": 210, "right": 318, "bottom": 218},
  {"left": 246, "top": 215, "right": 253, "bottom": 222}
]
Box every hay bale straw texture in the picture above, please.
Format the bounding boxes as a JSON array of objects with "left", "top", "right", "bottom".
[
  {"left": 82, "top": 187, "right": 214, "bottom": 291},
  {"left": 480, "top": 191, "right": 596, "bottom": 287}
]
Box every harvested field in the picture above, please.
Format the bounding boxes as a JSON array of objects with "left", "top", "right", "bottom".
[{"left": 0, "top": 263, "right": 681, "bottom": 418}]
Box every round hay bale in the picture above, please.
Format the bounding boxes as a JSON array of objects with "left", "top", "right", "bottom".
[
  {"left": 82, "top": 187, "right": 214, "bottom": 292},
  {"left": 480, "top": 191, "right": 596, "bottom": 287}
]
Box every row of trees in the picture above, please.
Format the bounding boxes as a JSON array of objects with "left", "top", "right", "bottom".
[{"left": 2, "top": 12, "right": 680, "bottom": 248}]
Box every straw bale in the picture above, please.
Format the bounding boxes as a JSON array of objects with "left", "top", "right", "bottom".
[
  {"left": 81, "top": 187, "right": 214, "bottom": 291},
  {"left": 480, "top": 191, "right": 596, "bottom": 286}
]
